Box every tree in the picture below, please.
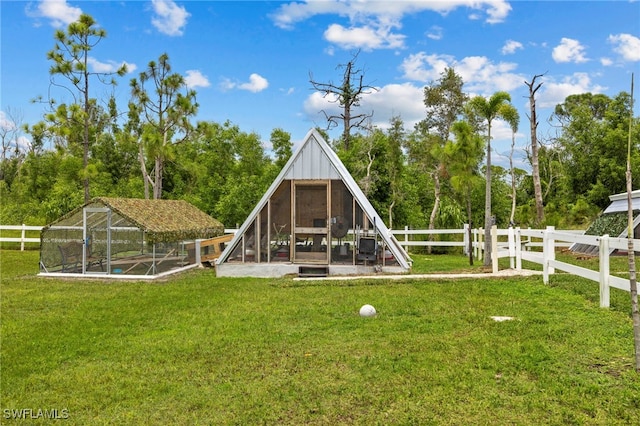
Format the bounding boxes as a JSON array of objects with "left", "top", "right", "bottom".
[
  {"left": 525, "top": 74, "right": 546, "bottom": 225},
  {"left": 270, "top": 128, "right": 293, "bottom": 172},
  {"left": 553, "top": 92, "right": 640, "bottom": 209},
  {"left": 177, "top": 120, "right": 238, "bottom": 216},
  {"left": 385, "top": 116, "right": 406, "bottom": 229},
  {"left": 215, "top": 130, "right": 271, "bottom": 226},
  {"left": 624, "top": 74, "right": 640, "bottom": 371},
  {"left": 342, "top": 117, "right": 409, "bottom": 229},
  {"left": 419, "top": 67, "right": 468, "bottom": 252},
  {"left": 47, "top": 13, "right": 126, "bottom": 203},
  {"left": 501, "top": 105, "right": 520, "bottom": 225},
  {"left": 468, "top": 91, "right": 514, "bottom": 266},
  {"left": 130, "top": 53, "right": 198, "bottom": 199},
  {"left": 345, "top": 127, "right": 380, "bottom": 198},
  {"left": 0, "top": 109, "right": 26, "bottom": 189},
  {"left": 0, "top": 108, "right": 24, "bottom": 161},
  {"left": 446, "top": 120, "right": 484, "bottom": 264},
  {"left": 91, "top": 120, "right": 139, "bottom": 194},
  {"left": 309, "top": 50, "right": 377, "bottom": 150}
]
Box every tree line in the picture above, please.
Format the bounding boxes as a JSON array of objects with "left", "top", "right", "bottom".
[{"left": 1, "top": 14, "right": 639, "bottom": 251}]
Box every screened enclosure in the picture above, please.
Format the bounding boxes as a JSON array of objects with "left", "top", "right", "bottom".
[
  {"left": 216, "top": 129, "right": 411, "bottom": 278},
  {"left": 222, "top": 179, "right": 398, "bottom": 266},
  {"left": 40, "top": 198, "right": 224, "bottom": 278}
]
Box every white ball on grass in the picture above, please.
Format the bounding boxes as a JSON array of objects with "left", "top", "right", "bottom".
[{"left": 359, "top": 304, "right": 377, "bottom": 317}]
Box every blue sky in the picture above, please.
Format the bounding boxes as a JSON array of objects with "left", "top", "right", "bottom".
[{"left": 1, "top": 0, "right": 639, "bottom": 170}]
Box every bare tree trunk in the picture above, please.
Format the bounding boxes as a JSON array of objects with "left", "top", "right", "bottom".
[
  {"left": 342, "top": 61, "right": 352, "bottom": 150},
  {"left": 483, "top": 125, "right": 492, "bottom": 267},
  {"left": 625, "top": 73, "right": 640, "bottom": 372},
  {"left": 138, "top": 145, "right": 150, "bottom": 199},
  {"left": 309, "top": 51, "right": 377, "bottom": 151},
  {"left": 509, "top": 132, "right": 517, "bottom": 224},
  {"left": 428, "top": 172, "right": 441, "bottom": 255},
  {"left": 83, "top": 58, "right": 90, "bottom": 204},
  {"left": 467, "top": 192, "right": 474, "bottom": 266},
  {"left": 526, "top": 74, "right": 545, "bottom": 225},
  {"left": 153, "top": 156, "right": 163, "bottom": 199},
  {"left": 626, "top": 170, "right": 640, "bottom": 372}
]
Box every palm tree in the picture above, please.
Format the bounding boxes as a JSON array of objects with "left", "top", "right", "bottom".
[
  {"left": 446, "top": 121, "right": 484, "bottom": 265},
  {"left": 468, "top": 91, "right": 514, "bottom": 266}
]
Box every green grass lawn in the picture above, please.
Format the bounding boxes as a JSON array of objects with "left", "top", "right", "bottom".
[{"left": 1, "top": 250, "right": 639, "bottom": 424}]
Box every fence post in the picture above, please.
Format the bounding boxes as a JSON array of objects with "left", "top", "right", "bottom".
[
  {"left": 491, "top": 225, "right": 499, "bottom": 274},
  {"left": 547, "top": 226, "right": 555, "bottom": 276},
  {"left": 542, "top": 226, "right": 556, "bottom": 284},
  {"left": 195, "top": 239, "right": 202, "bottom": 265},
  {"left": 404, "top": 225, "right": 409, "bottom": 254},
  {"left": 463, "top": 223, "right": 469, "bottom": 255},
  {"left": 508, "top": 226, "right": 515, "bottom": 269},
  {"left": 515, "top": 227, "right": 522, "bottom": 271},
  {"left": 599, "top": 235, "right": 610, "bottom": 308},
  {"left": 476, "top": 228, "right": 483, "bottom": 261},
  {"left": 21, "top": 224, "right": 26, "bottom": 251}
]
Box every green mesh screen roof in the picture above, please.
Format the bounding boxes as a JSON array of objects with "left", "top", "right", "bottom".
[{"left": 43, "top": 197, "right": 224, "bottom": 244}]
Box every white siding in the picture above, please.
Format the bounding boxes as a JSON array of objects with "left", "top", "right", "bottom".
[{"left": 284, "top": 135, "right": 341, "bottom": 180}]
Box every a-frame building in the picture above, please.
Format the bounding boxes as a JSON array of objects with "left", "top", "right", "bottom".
[{"left": 216, "top": 129, "right": 412, "bottom": 277}]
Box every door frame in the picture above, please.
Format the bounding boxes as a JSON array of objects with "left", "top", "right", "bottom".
[
  {"left": 292, "top": 180, "right": 330, "bottom": 264},
  {"left": 83, "top": 207, "right": 111, "bottom": 274}
]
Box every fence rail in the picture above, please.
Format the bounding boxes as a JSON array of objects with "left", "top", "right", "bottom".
[
  {"left": 2, "top": 224, "right": 636, "bottom": 309},
  {"left": 492, "top": 226, "right": 637, "bottom": 308},
  {"left": 0, "top": 224, "right": 574, "bottom": 253},
  {"left": 0, "top": 224, "right": 43, "bottom": 250}
]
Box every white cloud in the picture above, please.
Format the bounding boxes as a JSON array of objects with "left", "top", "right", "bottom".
[
  {"left": 608, "top": 33, "right": 640, "bottom": 61},
  {"left": 0, "top": 111, "right": 17, "bottom": 132},
  {"left": 271, "top": 0, "right": 510, "bottom": 53},
  {"left": 271, "top": 1, "right": 511, "bottom": 29},
  {"left": 400, "top": 52, "right": 453, "bottom": 82},
  {"left": 362, "top": 83, "right": 425, "bottom": 129},
  {"left": 33, "top": 0, "right": 82, "bottom": 27},
  {"left": 272, "top": 1, "right": 510, "bottom": 50},
  {"left": 400, "top": 52, "right": 523, "bottom": 95},
  {"left": 324, "top": 23, "right": 405, "bottom": 50},
  {"left": 501, "top": 40, "right": 523, "bottom": 55},
  {"left": 221, "top": 74, "right": 269, "bottom": 93},
  {"left": 151, "top": 0, "right": 190, "bottom": 36},
  {"left": 303, "top": 82, "right": 425, "bottom": 131},
  {"left": 184, "top": 70, "right": 210, "bottom": 89},
  {"left": 426, "top": 26, "right": 443, "bottom": 40},
  {"left": 240, "top": 74, "right": 269, "bottom": 92},
  {"left": 0, "top": 112, "right": 31, "bottom": 154},
  {"left": 87, "top": 57, "right": 135, "bottom": 74},
  {"left": 484, "top": 0, "right": 512, "bottom": 24},
  {"left": 537, "top": 73, "right": 607, "bottom": 108},
  {"left": 552, "top": 38, "right": 588, "bottom": 63},
  {"left": 270, "top": 1, "right": 339, "bottom": 30},
  {"left": 600, "top": 57, "right": 613, "bottom": 66}
]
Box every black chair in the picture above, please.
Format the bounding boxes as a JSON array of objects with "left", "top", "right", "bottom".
[{"left": 357, "top": 237, "right": 377, "bottom": 262}]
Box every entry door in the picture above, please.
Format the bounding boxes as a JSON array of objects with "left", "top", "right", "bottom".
[
  {"left": 293, "top": 183, "right": 329, "bottom": 263},
  {"left": 83, "top": 207, "right": 111, "bottom": 274}
]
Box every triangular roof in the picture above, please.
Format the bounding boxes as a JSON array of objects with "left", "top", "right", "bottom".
[
  {"left": 217, "top": 128, "right": 411, "bottom": 269},
  {"left": 44, "top": 197, "right": 224, "bottom": 243},
  {"left": 604, "top": 190, "right": 640, "bottom": 214},
  {"left": 570, "top": 190, "right": 640, "bottom": 255}
]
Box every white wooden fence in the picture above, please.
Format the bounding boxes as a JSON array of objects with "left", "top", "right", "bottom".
[
  {"left": 490, "top": 226, "right": 637, "bottom": 308},
  {"left": 2, "top": 224, "right": 636, "bottom": 309},
  {"left": 0, "top": 224, "right": 42, "bottom": 251},
  {"left": 391, "top": 225, "right": 470, "bottom": 251}
]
